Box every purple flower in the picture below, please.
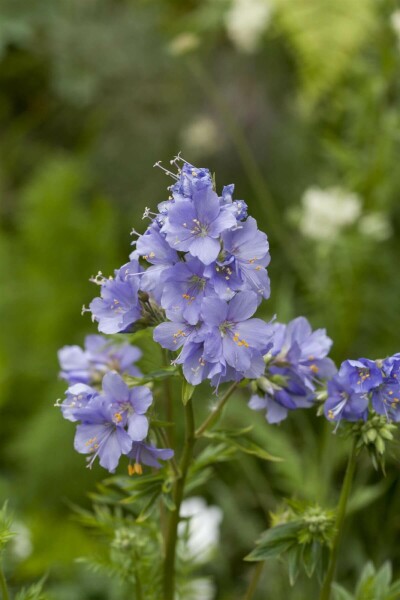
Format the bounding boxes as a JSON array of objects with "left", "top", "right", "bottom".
[
  {"left": 200, "top": 291, "right": 272, "bottom": 376},
  {"left": 59, "top": 383, "right": 97, "bottom": 422},
  {"left": 220, "top": 184, "right": 248, "bottom": 221},
  {"left": 101, "top": 371, "right": 153, "bottom": 441},
  {"left": 161, "top": 258, "right": 216, "bottom": 324},
  {"left": 271, "top": 317, "right": 336, "bottom": 383},
  {"left": 127, "top": 441, "right": 174, "bottom": 474},
  {"left": 74, "top": 397, "right": 133, "bottom": 472},
  {"left": 161, "top": 185, "right": 237, "bottom": 265},
  {"left": 220, "top": 217, "right": 271, "bottom": 299},
  {"left": 135, "top": 223, "right": 179, "bottom": 302},
  {"left": 169, "top": 161, "right": 213, "bottom": 201},
  {"left": 89, "top": 261, "right": 142, "bottom": 334},
  {"left": 58, "top": 335, "right": 142, "bottom": 386},
  {"left": 324, "top": 375, "right": 369, "bottom": 423},
  {"left": 153, "top": 316, "right": 203, "bottom": 352},
  {"left": 249, "top": 316, "right": 336, "bottom": 424},
  {"left": 337, "top": 359, "right": 383, "bottom": 394}
]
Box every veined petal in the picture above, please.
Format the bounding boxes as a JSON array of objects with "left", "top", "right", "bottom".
[{"left": 127, "top": 413, "right": 149, "bottom": 441}]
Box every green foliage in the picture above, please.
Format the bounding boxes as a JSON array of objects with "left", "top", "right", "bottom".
[
  {"left": 14, "top": 580, "right": 48, "bottom": 600},
  {"left": 274, "top": 0, "right": 376, "bottom": 105},
  {"left": 0, "top": 503, "right": 14, "bottom": 552},
  {"left": 75, "top": 504, "right": 163, "bottom": 600},
  {"left": 246, "top": 500, "right": 335, "bottom": 585},
  {"left": 333, "top": 562, "right": 400, "bottom": 600},
  {"left": 203, "top": 426, "right": 282, "bottom": 462},
  {"left": 0, "top": 0, "right": 400, "bottom": 597}
]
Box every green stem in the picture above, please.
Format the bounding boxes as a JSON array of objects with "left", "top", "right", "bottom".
[
  {"left": 163, "top": 394, "right": 196, "bottom": 600},
  {"left": 0, "top": 564, "right": 9, "bottom": 600},
  {"left": 134, "top": 551, "right": 144, "bottom": 600},
  {"left": 244, "top": 562, "right": 264, "bottom": 600},
  {"left": 195, "top": 382, "right": 239, "bottom": 438},
  {"left": 162, "top": 350, "right": 175, "bottom": 447},
  {"left": 319, "top": 439, "right": 358, "bottom": 600}
]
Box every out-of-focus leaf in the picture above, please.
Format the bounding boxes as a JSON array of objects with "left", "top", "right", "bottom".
[
  {"left": 245, "top": 521, "right": 302, "bottom": 561},
  {"left": 275, "top": 0, "right": 376, "bottom": 104},
  {"left": 203, "top": 429, "right": 282, "bottom": 462}
]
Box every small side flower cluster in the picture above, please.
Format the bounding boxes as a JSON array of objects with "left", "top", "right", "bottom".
[
  {"left": 57, "top": 335, "right": 173, "bottom": 473},
  {"left": 249, "top": 317, "right": 336, "bottom": 423},
  {"left": 324, "top": 355, "right": 400, "bottom": 424},
  {"left": 87, "top": 156, "right": 273, "bottom": 387}
]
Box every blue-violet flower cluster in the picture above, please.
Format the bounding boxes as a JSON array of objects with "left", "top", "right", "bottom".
[
  {"left": 88, "top": 156, "right": 273, "bottom": 387},
  {"left": 249, "top": 317, "right": 336, "bottom": 423},
  {"left": 57, "top": 337, "right": 173, "bottom": 473},
  {"left": 324, "top": 355, "right": 400, "bottom": 424}
]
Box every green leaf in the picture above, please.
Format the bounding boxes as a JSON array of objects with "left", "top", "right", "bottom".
[
  {"left": 204, "top": 429, "right": 282, "bottom": 462},
  {"left": 302, "top": 540, "right": 319, "bottom": 578},
  {"left": 332, "top": 583, "right": 354, "bottom": 600},
  {"left": 136, "top": 490, "right": 161, "bottom": 523},
  {"left": 287, "top": 545, "right": 301, "bottom": 586},
  {"left": 182, "top": 380, "right": 195, "bottom": 405},
  {"left": 245, "top": 521, "right": 302, "bottom": 561}
]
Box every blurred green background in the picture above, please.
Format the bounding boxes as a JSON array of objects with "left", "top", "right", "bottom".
[{"left": 1, "top": 0, "right": 400, "bottom": 598}]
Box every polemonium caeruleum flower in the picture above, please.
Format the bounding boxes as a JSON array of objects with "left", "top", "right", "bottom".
[
  {"left": 218, "top": 216, "right": 271, "bottom": 299},
  {"left": 74, "top": 396, "right": 134, "bottom": 472},
  {"left": 220, "top": 184, "right": 248, "bottom": 221},
  {"left": 161, "top": 257, "right": 216, "bottom": 324},
  {"left": 324, "top": 375, "right": 369, "bottom": 423},
  {"left": 101, "top": 371, "right": 152, "bottom": 441},
  {"left": 89, "top": 260, "right": 142, "bottom": 334},
  {"left": 59, "top": 383, "right": 96, "bottom": 422},
  {"left": 59, "top": 372, "right": 155, "bottom": 472},
  {"left": 200, "top": 291, "right": 272, "bottom": 377},
  {"left": 324, "top": 355, "right": 400, "bottom": 424},
  {"left": 58, "top": 334, "right": 142, "bottom": 386},
  {"left": 127, "top": 442, "right": 174, "bottom": 475},
  {"left": 337, "top": 359, "right": 382, "bottom": 394},
  {"left": 249, "top": 317, "right": 336, "bottom": 423},
  {"left": 371, "top": 357, "right": 400, "bottom": 421},
  {"left": 161, "top": 184, "right": 237, "bottom": 265},
  {"left": 135, "top": 222, "right": 179, "bottom": 302}
]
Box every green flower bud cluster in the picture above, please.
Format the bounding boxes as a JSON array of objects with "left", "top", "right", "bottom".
[{"left": 351, "top": 413, "right": 396, "bottom": 471}]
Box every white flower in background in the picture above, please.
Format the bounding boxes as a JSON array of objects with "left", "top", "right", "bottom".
[
  {"left": 178, "top": 577, "right": 215, "bottom": 600},
  {"left": 359, "top": 212, "right": 392, "bottom": 242},
  {"left": 390, "top": 10, "right": 400, "bottom": 41},
  {"left": 181, "top": 115, "right": 221, "bottom": 156},
  {"left": 169, "top": 32, "right": 200, "bottom": 56},
  {"left": 179, "top": 496, "right": 223, "bottom": 561},
  {"left": 225, "top": 0, "right": 272, "bottom": 54},
  {"left": 177, "top": 497, "right": 223, "bottom": 600},
  {"left": 11, "top": 522, "right": 32, "bottom": 560},
  {"left": 299, "top": 186, "right": 362, "bottom": 242}
]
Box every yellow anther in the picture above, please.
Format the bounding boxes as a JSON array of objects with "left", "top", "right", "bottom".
[
  {"left": 113, "top": 412, "right": 123, "bottom": 423},
  {"left": 328, "top": 410, "right": 334, "bottom": 420},
  {"left": 310, "top": 364, "right": 319, "bottom": 374}
]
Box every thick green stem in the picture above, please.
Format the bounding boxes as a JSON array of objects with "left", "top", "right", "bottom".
[
  {"left": 319, "top": 439, "right": 358, "bottom": 600},
  {"left": 195, "top": 382, "right": 239, "bottom": 438},
  {"left": 163, "top": 395, "right": 196, "bottom": 600},
  {"left": 0, "top": 564, "right": 9, "bottom": 600},
  {"left": 244, "top": 562, "right": 264, "bottom": 600}
]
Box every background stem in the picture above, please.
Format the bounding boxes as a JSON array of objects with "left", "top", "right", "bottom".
[
  {"left": 244, "top": 562, "right": 264, "bottom": 600},
  {"left": 0, "top": 565, "right": 10, "bottom": 600},
  {"left": 195, "top": 382, "right": 239, "bottom": 437},
  {"left": 163, "top": 396, "right": 196, "bottom": 600},
  {"left": 319, "top": 439, "right": 358, "bottom": 600}
]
